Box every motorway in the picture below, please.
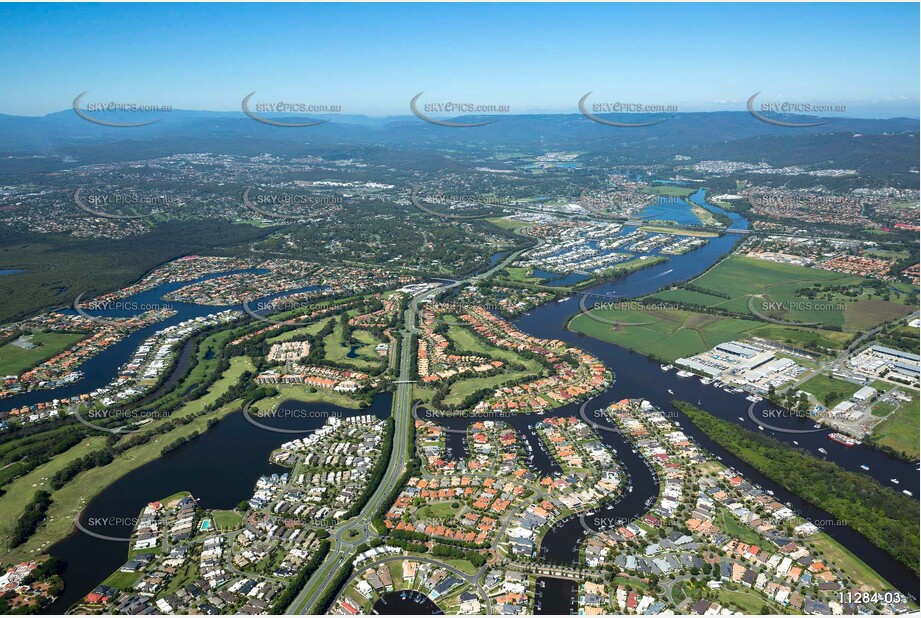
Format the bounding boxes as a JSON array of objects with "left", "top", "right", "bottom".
[{"left": 285, "top": 248, "right": 527, "bottom": 614}]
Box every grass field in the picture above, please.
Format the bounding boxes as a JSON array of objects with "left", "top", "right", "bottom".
[
  {"left": 870, "top": 389, "right": 919, "bottom": 459},
  {"left": 714, "top": 588, "right": 786, "bottom": 614},
  {"left": 641, "top": 185, "right": 696, "bottom": 197},
  {"left": 0, "top": 332, "right": 86, "bottom": 376},
  {"left": 0, "top": 357, "right": 254, "bottom": 563},
  {"left": 265, "top": 321, "right": 327, "bottom": 343},
  {"left": 486, "top": 217, "right": 530, "bottom": 230},
  {"left": 808, "top": 532, "right": 893, "bottom": 592},
  {"left": 211, "top": 509, "right": 243, "bottom": 530},
  {"left": 254, "top": 383, "right": 364, "bottom": 412},
  {"left": 569, "top": 305, "right": 850, "bottom": 362},
  {"left": 683, "top": 256, "right": 912, "bottom": 330},
  {"left": 799, "top": 373, "right": 862, "bottom": 407}
]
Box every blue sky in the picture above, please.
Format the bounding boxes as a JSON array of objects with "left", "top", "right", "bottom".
[{"left": 1, "top": 3, "right": 918, "bottom": 117}]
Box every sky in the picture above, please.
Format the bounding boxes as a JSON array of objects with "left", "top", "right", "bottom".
[{"left": 0, "top": 2, "right": 918, "bottom": 118}]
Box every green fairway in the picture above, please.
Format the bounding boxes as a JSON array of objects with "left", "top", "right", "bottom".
[
  {"left": 0, "top": 332, "right": 86, "bottom": 376},
  {"left": 0, "top": 357, "right": 254, "bottom": 563}
]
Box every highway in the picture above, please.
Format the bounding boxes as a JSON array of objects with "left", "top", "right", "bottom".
[{"left": 286, "top": 248, "right": 527, "bottom": 614}]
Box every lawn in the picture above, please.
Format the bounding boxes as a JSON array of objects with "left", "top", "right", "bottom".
[
  {"left": 870, "top": 390, "right": 919, "bottom": 459},
  {"left": 0, "top": 332, "right": 86, "bottom": 376},
  {"left": 101, "top": 569, "right": 141, "bottom": 591},
  {"left": 0, "top": 357, "right": 254, "bottom": 563},
  {"left": 799, "top": 373, "right": 862, "bottom": 407},
  {"left": 266, "top": 321, "right": 327, "bottom": 343},
  {"left": 486, "top": 217, "right": 530, "bottom": 230},
  {"left": 211, "top": 509, "right": 244, "bottom": 530},
  {"left": 715, "top": 505, "right": 762, "bottom": 545},
  {"left": 417, "top": 500, "right": 462, "bottom": 519},
  {"left": 714, "top": 588, "right": 785, "bottom": 614},
  {"left": 254, "top": 383, "right": 363, "bottom": 412},
  {"left": 808, "top": 532, "right": 893, "bottom": 592}
]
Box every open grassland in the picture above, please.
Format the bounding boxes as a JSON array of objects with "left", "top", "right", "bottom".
[
  {"left": 641, "top": 185, "right": 696, "bottom": 197},
  {"left": 670, "top": 256, "right": 911, "bottom": 330},
  {"left": 870, "top": 389, "right": 920, "bottom": 459},
  {"left": 569, "top": 305, "right": 851, "bottom": 362},
  {"left": 0, "top": 332, "right": 86, "bottom": 376},
  {"left": 799, "top": 373, "right": 862, "bottom": 407},
  {"left": 0, "top": 357, "right": 253, "bottom": 563},
  {"left": 808, "top": 532, "right": 894, "bottom": 592}
]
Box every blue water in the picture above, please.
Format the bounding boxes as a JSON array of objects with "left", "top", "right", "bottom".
[{"left": 1, "top": 270, "right": 322, "bottom": 412}]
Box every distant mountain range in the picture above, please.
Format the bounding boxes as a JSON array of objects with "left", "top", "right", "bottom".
[{"left": 0, "top": 110, "right": 917, "bottom": 177}]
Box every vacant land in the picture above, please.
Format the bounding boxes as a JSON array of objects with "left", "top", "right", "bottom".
[
  {"left": 641, "top": 185, "right": 695, "bottom": 197},
  {"left": 0, "top": 332, "right": 86, "bottom": 376},
  {"left": 569, "top": 305, "right": 850, "bottom": 362},
  {"left": 799, "top": 373, "right": 862, "bottom": 407},
  {"left": 870, "top": 389, "right": 920, "bottom": 459},
  {"left": 682, "top": 256, "right": 912, "bottom": 330}
]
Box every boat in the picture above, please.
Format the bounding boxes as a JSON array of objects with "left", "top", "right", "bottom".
[
  {"left": 903, "top": 490, "right": 913, "bottom": 497},
  {"left": 758, "top": 425, "right": 764, "bottom": 431},
  {"left": 860, "top": 464, "right": 870, "bottom": 471},
  {"left": 813, "top": 423, "right": 821, "bottom": 429},
  {"left": 793, "top": 441, "right": 799, "bottom": 445},
  {"left": 661, "top": 364, "right": 673, "bottom": 371},
  {"left": 667, "top": 389, "right": 674, "bottom": 395},
  {"left": 676, "top": 370, "right": 694, "bottom": 378},
  {"left": 828, "top": 432, "right": 859, "bottom": 447},
  {"left": 891, "top": 478, "right": 900, "bottom": 485},
  {"left": 817, "top": 448, "right": 827, "bottom": 454},
  {"left": 766, "top": 490, "right": 774, "bottom": 496},
  {"left": 738, "top": 417, "right": 745, "bottom": 421},
  {"left": 745, "top": 395, "right": 759, "bottom": 402},
  {"left": 700, "top": 377, "right": 712, "bottom": 385}
]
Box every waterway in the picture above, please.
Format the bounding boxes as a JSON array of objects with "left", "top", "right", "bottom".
[
  {"left": 33, "top": 190, "right": 921, "bottom": 608},
  {"left": 44, "top": 394, "right": 392, "bottom": 613},
  {"left": 372, "top": 590, "right": 443, "bottom": 614}
]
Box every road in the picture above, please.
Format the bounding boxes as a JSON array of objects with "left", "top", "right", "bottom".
[{"left": 286, "top": 248, "right": 528, "bottom": 614}]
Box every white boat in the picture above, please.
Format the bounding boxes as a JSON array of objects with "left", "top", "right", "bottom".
[
  {"left": 758, "top": 425, "right": 764, "bottom": 431},
  {"left": 860, "top": 465, "right": 870, "bottom": 471},
  {"left": 738, "top": 417, "right": 744, "bottom": 421},
  {"left": 793, "top": 441, "right": 799, "bottom": 445},
  {"left": 818, "top": 448, "right": 827, "bottom": 454},
  {"left": 891, "top": 478, "right": 900, "bottom": 485},
  {"left": 661, "top": 364, "right": 673, "bottom": 371},
  {"left": 766, "top": 490, "right": 774, "bottom": 496},
  {"left": 903, "top": 490, "right": 913, "bottom": 497},
  {"left": 667, "top": 389, "right": 674, "bottom": 395},
  {"left": 676, "top": 370, "right": 694, "bottom": 378},
  {"left": 700, "top": 378, "right": 712, "bottom": 385}
]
